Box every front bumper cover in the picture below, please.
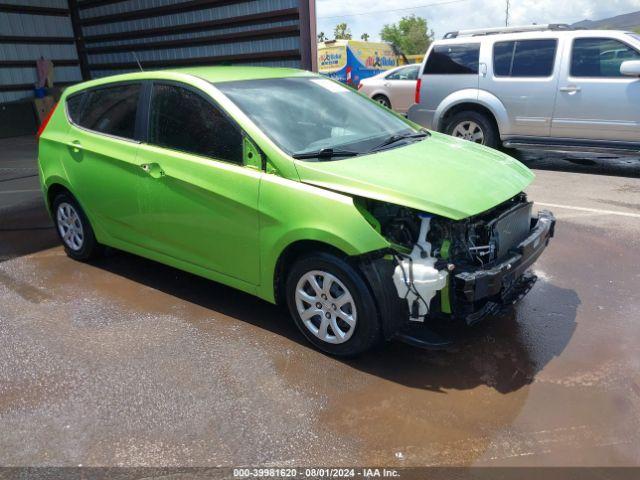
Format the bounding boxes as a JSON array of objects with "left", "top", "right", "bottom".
[
  {"left": 452, "top": 210, "right": 556, "bottom": 323},
  {"left": 360, "top": 210, "right": 556, "bottom": 348}
]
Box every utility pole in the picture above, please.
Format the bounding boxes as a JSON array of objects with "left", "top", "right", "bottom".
[{"left": 505, "top": 0, "right": 510, "bottom": 27}]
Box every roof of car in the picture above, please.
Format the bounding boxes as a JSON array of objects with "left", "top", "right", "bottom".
[
  {"left": 63, "top": 66, "right": 315, "bottom": 96},
  {"left": 177, "top": 66, "right": 314, "bottom": 82},
  {"left": 435, "top": 29, "right": 637, "bottom": 43}
]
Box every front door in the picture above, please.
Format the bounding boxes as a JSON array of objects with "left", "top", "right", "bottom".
[
  {"left": 551, "top": 36, "right": 640, "bottom": 141},
  {"left": 63, "top": 82, "right": 144, "bottom": 242},
  {"left": 135, "top": 82, "right": 262, "bottom": 285}
]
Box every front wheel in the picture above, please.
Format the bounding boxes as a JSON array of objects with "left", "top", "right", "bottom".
[
  {"left": 444, "top": 110, "right": 499, "bottom": 148},
  {"left": 285, "top": 252, "right": 381, "bottom": 356}
]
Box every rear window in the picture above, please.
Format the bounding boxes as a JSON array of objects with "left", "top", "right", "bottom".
[
  {"left": 424, "top": 44, "right": 480, "bottom": 74},
  {"left": 68, "top": 83, "right": 141, "bottom": 140},
  {"left": 493, "top": 39, "right": 557, "bottom": 77}
]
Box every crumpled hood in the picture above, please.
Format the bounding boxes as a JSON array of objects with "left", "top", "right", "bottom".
[{"left": 294, "top": 132, "right": 534, "bottom": 220}]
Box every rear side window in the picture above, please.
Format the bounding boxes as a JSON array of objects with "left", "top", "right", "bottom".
[
  {"left": 571, "top": 37, "right": 640, "bottom": 77},
  {"left": 66, "top": 92, "right": 85, "bottom": 124},
  {"left": 386, "top": 65, "right": 419, "bottom": 80},
  {"left": 149, "top": 83, "right": 243, "bottom": 164},
  {"left": 70, "top": 83, "right": 140, "bottom": 140},
  {"left": 493, "top": 39, "right": 557, "bottom": 77},
  {"left": 424, "top": 44, "right": 480, "bottom": 74}
]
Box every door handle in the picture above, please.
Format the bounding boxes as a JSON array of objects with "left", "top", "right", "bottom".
[
  {"left": 66, "top": 141, "right": 83, "bottom": 153},
  {"left": 384, "top": 82, "right": 392, "bottom": 87},
  {"left": 559, "top": 85, "right": 581, "bottom": 93},
  {"left": 140, "top": 162, "right": 164, "bottom": 179}
]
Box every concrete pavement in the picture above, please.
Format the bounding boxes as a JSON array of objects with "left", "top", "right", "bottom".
[{"left": 1, "top": 136, "right": 639, "bottom": 467}]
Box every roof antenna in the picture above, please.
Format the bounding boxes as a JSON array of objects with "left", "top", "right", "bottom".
[{"left": 131, "top": 51, "right": 144, "bottom": 71}]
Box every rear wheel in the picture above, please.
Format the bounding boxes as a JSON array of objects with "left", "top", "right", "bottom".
[
  {"left": 445, "top": 110, "right": 499, "bottom": 148},
  {"left": 285, "top": 252, "right": 381, "bottom": 356},
  {"left": 373, "top": 94, "right": 391, "bottom": 109},
  {"left": 52, "top": 192, "right": 102, "bottom": 261}
]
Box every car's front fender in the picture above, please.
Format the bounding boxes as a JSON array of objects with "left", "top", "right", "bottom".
[{"left": 255, "top": 174, "right": 390, "bottom": 303}]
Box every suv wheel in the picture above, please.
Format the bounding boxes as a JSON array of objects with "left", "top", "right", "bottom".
[
  {"left": 52, "top": 192, "right": 102, "bottom": 261},
  {"left": 373, "top": 94, "right": 391, "bottom": 109},
  {"left": 445, "top": 111, "right": 499, "bottom": 148},
  {"left": 285, "top": 252, "right": 381, "bottom": 356}
]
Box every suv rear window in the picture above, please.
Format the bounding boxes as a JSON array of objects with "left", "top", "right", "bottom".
[
  {"left": 68, "top": 83, "right": 141, "bottom": 140},
  {"left": 493, "top": 39, "right": 557, "bottom": 77},
  {"left": 424, "top": 44, "right": 480, "bottom": 74}
]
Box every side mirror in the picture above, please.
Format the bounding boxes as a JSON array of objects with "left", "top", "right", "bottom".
[{"left": 620, "top": 60, "right": 640, "bottom": 77}]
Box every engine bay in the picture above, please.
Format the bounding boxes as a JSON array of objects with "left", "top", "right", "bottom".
[{"left": 359, "top": 193, "right": 536, "bottom": 322}]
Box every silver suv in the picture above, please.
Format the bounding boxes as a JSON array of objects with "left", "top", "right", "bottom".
[{"left": 407, "top": 25, "right": 640, "bottom": 151}]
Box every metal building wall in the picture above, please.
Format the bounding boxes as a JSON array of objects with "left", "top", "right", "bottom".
[
  {"left": 74, "top": 0, "right": 317, "bottom": 79},
  {"left": 0, "top": 0, "right": 82, "bottom": 103}
]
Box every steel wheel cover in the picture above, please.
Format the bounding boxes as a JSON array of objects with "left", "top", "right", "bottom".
[
  {"left": 56, "top": 202, "right": 84, "bottom": 251},
  {"left": 294, "top": 270, "right": 357, "bottom": 344}
]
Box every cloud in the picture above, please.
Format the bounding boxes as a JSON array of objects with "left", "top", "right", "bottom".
[{"left": 316, "top": 0, "right": 640, "bottom": 41}]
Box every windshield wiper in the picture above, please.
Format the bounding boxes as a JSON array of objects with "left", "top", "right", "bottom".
[
  {"left": 369, "top": 130, "right": 430, "bottom": 153},
  {"left": 292, "top": 148, "right": 360, "bottom": 160}
]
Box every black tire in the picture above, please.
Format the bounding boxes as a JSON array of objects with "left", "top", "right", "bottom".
[
  {"left": 373, "top": 94, "right": 391, "bottom": 109},
  {"left": 52, "top": 192, "right": 102, "bottom": 261},
  {"left": 444, "top": 110, "right": 499, "bottom": 149},
  {"left": 285, "top": 252, "right": 381, "bottom": 356}
]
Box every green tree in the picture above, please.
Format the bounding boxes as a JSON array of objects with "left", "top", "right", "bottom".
[
  {"left": 361, "top": 33, "right": 370, "bottom": 42},
  {"left": 633, "top": 27, "right": 640, "bottom": 35},
  {"left": 317, "top": 31, "right": 327, "bottom": 42},
  {"left": 334, "top": 22, "right": 352, "bottom": 40},
  {"left": 380, "top": 15, "right": 433, "bottom": 55}
]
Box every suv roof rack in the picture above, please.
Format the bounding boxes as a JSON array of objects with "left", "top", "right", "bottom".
[{"left": 443, "top": 23, "right": 573, "bottom": 39}]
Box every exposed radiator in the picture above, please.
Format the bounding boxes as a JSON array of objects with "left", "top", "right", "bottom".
[{"left": 494, "top": 202, "right": 532, "bottom": 259}]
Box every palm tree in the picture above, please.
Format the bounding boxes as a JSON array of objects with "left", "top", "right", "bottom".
[
  {"left": 318, "top": 32, "right": 327, "bottom": 42},
  {"left": 361, "top": 33, "right": 370, "bottom": 41}
]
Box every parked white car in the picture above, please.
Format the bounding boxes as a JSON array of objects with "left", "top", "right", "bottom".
[
  {"left": 358, "top": 64, "right": 420, "bottom": 114},
  {"left": 408, "top": 24, "right": 640, "bottom": 151}
]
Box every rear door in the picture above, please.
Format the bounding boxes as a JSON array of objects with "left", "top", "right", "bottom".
[
  {"left": 481, "top": 36, "right": 560, "bottom": 137},
  {"left": 551, "top": 35, "right": 640, "bottom": 141},
  {"left": 135, "top": 82, "right": 262, "bottom": 285},
  {"left": 63, "top": 82, "right": 144, "bottom": 242},
  {"left": 384, "top": 65, "right": 419, "bottom": 113}
]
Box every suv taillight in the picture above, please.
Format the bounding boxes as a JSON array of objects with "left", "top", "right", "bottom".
[
  {"left": 36, "top": 102, "right": 58, "bottom": 139},
  {"left": 414, "top": 78, "right": 422, "bottom": 104}
]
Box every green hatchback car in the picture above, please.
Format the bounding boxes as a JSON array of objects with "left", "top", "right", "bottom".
[{"left": 38, "top": 67, "right": 555, "bottom": 356}]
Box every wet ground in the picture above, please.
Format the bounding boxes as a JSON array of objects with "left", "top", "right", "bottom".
[{"left": 1, "top": 136, "right": 639, "bottom": 467}]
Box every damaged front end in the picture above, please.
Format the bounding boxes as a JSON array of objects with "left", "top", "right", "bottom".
[{"left": 357, "top": 193, "right": 556, "bottom": 348}]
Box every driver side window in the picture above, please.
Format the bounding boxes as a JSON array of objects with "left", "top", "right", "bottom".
[
  {"left": 149, "top": 83, "right": 243, "bottom": 164},
  {"left": 571, "top": 38, "right": 640, "bottom": 77}
]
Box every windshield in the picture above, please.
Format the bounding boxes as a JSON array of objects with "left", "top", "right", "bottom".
[{"left": 215, "top": 77, "right": 417, "bottom": 157}]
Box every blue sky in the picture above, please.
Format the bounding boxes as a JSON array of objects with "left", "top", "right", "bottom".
[{"left": 316, "top": 0, "right": 640, "bottom": 42}]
